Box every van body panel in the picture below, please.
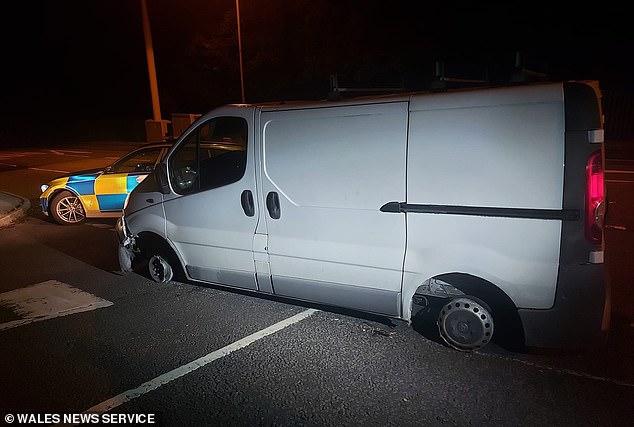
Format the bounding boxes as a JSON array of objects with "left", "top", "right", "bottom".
[
  {"left": 403, "top": 85, "right": 566, "bottom": 312},
  {"left": 273, "top": 276, "right": 401, "bottom": 316},
  {"left": 163, "top": 107, "right": 259, "bottom": 290},
  {"left": 259, "top": 103, "right": 408, "bottom": 316},
  {"left": 261, "top": 103, "right": 408, "bottom": 209},
  {"left": 407, "top": 90, "right": 565, "bottom": 209},
  {"left": 185, "top": 265, "right": 257, "bottom": 290},
  {"left": 402, "top": 215, "right": 562, "bottom": 312},
  {"left": 519, "top": 82, "right": 608, "bottom": 347},
  {"left": 408, "top": 83, "right": 563, "bottom": 111},
  {"left": 164, "top": 179, "right": 258, "bottom": 289},
  {"left": 125, "top": 200, "right": 166, "bottom": 240}
]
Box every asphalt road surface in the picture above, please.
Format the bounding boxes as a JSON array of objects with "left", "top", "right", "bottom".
[{"left": 0, "top": 142, "right": 632, "bottom": 426}]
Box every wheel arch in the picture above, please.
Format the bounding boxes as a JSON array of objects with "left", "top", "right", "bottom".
[
  {"left": 411, "top": 272, "right": 525, "bottom": 349},
  {"left": 47, "top": 187, "right": 82, "bottom": 215}
]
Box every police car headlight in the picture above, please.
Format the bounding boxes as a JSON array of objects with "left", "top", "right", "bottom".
[{"left": 41, "top": 184, "right": 49, "bottom": 193}]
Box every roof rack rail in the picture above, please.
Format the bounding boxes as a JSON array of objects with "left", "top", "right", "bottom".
[{"left": 328, "top": 74, "right": 404, "bottom": 100}]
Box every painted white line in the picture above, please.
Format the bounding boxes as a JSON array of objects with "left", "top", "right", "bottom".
[
  {"left": 62, "top": 150, "right": 92, "bottom": 154},
  {"left": 0, "top": 151, "right": 47, "bottom": 157},
  {"left": 0, "top": 280, "right": 113, "bottom": 331},
  {"left": 82, "top": 308, "right": 318, "bottom": 415},
  {"left": 29, "top": 167, "right": 70, "bottom": 174},
  {"left": 50, "top": 149, "right": 92, "bottom": 155}
]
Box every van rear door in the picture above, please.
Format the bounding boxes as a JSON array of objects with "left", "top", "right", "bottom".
[{"left": 258, "top": 102, "right": 408, "bottom": 316}]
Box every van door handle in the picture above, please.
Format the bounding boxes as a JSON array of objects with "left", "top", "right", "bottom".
[
  {"left": 241, "top": 190, "right": 255, "bottom": 217},
  {"left": 266, "top": 192, "right": 281, "bottom": 219}
]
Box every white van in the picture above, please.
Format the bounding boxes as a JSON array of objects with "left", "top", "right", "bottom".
[{"left": 117, "top": 81, "right": 609, "bottom": 351}]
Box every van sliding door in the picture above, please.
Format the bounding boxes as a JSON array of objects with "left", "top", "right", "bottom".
[{"left": 258, "top": 102, "right": 408, "bottom": 316}]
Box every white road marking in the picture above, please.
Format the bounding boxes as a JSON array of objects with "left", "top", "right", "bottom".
[
  {"left": 50, "top": 149, "right": 92, "bottom": 156},
  {"left": 29, "top": 167, "right": 70, "bottom": 174},
  {"left": 82, "top": 308, "right": 319, "bottom": 415},
  {"left": 0, "top": 151, "right": 47, "bottom": 158},
  {"left": 0, "top": 280, "right": 113, "bottom": 331}
]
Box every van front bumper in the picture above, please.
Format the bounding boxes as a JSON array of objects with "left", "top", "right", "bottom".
[
  {"left": 115, "top": 216, "right": 129, "bottom": 244},
  {"left": 116, "top": 216, "right": 136, "bottom": 272}
]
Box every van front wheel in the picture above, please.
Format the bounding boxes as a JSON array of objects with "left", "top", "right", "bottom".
[
  {"left": 438, "top": 297, "right": 494, "bottom": 351},
  {"left": 137, "top": 234, "right": 184, "bottom": 283},
  {"left": 148, "top": 254, "right": 174, "bottom": 283}
]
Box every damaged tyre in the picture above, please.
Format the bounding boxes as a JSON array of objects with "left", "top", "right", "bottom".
[
  {"left": 438, "top": 297, "right": 494, "bottom": 351},
  {"left": 148, "top": 254, "right": 174, "bottom": 283},
  {"left": 137, "top": 235, "right": 184, "bottom": 284}
]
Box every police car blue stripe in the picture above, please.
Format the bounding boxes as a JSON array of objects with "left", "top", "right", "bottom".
[
  {"left": 67, "top": 174, "right": 99, "bottom": 195},
  {"left": 67, "top": 180, "right": 95, "bottom": 195},
  {"left": 96, "top": 194, "right": 128, "bottom": 212},
  {"left": 126, "top": 175, "right": 141, "bottom": 192}
]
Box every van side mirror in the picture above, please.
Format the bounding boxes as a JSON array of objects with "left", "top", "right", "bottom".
[{"left": 156, "top": 163, "right": 171, "bottom": 194}]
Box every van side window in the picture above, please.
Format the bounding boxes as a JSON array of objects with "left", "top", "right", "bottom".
[{"left": 169, "top": 117, "right": 248, "bottom": 194}]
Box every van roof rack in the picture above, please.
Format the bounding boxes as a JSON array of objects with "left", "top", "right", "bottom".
[{"left": 328, "top": 74, "right": 405, "bottom": 100}]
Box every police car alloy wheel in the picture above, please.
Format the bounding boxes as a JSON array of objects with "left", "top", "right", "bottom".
[{"left": 51, "top": 191, "right": 86, "bottom": 225}]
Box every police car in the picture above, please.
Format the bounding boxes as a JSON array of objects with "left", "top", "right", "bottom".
[{"left": 40, "top": 143, "right": 172, "bottom": 225}]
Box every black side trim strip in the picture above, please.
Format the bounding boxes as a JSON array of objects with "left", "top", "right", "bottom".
[
  {"left": 379, "top": 201, "right": 401, "bottom": 213},
  {"left": 380, "top": 202, "right": 579, "bottom": 221}
]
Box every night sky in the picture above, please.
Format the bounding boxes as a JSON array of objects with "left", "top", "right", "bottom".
[{"left": 1, "top": 0, "right": 632, "bottom": 142}]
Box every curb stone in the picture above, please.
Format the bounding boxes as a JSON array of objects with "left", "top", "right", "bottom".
[{"left": 0, "top": 192, "right": 31, "bottom": 228}]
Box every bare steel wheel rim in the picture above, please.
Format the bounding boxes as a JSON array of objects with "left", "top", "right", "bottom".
[
  {"left": 56, "top": 196, "right": 85, "bottom": 223},
  {"left": 148, "top": 255, "right": 173, "bottom": 283},
  {"left": 438, "top": 297, "right": 494, "bottom": 351}
]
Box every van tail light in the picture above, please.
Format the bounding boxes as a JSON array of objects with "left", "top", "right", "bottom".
[{"left": 585, "top": 150, "right": 604, "bottom": 244}]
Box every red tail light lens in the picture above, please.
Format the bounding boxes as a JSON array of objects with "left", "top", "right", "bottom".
[{"left": 585, "top": 150, "right": 604, "bottom": 244}]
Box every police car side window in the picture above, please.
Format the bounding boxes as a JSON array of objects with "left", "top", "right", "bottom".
[{"left": 110, "top": 148, "right": 161, "bottom": 174}]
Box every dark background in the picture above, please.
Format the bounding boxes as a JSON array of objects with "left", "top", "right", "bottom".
[{"left": 1, "top": 0, "right": 633, "bottom": 145}]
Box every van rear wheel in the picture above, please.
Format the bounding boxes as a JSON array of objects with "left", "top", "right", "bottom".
[{"left": 438, "top": 297, "right": 494, "bottom": 351}]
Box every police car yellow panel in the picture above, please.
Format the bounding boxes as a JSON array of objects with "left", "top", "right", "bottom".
[{"left": 40, "top": 144, "right": 171, "bottom": 225}]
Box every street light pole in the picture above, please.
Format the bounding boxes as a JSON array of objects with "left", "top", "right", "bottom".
[
  {"left": 141, "top": 0, "right": 162, "bottom": 121},
  {"left": 235, "top": 0, "right": 246, "bottom": 103}
]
